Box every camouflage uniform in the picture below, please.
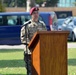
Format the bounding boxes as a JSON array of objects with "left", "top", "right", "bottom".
[{"left": 20, "top": 19, "right": 47, "bottom": 75}]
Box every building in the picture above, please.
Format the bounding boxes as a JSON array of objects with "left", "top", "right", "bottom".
[{"left": 58, "top": 0, "right": 76, "bottom": 7}]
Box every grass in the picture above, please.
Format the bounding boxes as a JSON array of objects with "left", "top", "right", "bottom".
[
  {"left": 0, "top": 48, "right": 76, "bottom": 75},
  {"left": 68, "top": 48, "right": 76, "bottom": 75},
  {"left": 0, "top": 49, "right": 26, "bottom": 75}
]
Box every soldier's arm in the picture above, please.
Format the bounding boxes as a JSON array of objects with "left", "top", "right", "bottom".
[
  {"left": 40, "top": 21, "right": 47, "bottom": 30},
  {"left": 20, "top": 26, "right": 26, "bottom": 44}
]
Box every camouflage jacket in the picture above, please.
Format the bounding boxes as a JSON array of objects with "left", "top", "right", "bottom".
[
  {"left": 20, "top": 19, "right": 47, "bottom": 54},
  {"left": 20, "top": 19, "right": 47, "bottom": 44}
]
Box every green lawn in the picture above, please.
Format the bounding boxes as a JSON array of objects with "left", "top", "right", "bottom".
[
  {"left": 0, "top": 49, "right": 26, "bottom": 75},
  {"left": 0, "top": 48, "right": 76, "bottom": 75},
  {"left": 68, "top": 48, "right": 76, "bottom": 75}
]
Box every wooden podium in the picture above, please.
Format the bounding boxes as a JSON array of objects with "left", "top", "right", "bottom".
[{"left": 28, "top": 31, "right": 69, "bottom": 75}]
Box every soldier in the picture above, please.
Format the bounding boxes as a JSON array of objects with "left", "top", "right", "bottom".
[{"left": 20, "top": 7, "right": 47, "bottom": 75}]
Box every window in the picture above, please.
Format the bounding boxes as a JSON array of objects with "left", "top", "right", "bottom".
[
  {"left": 21, "top": 15, "right": 31, "bottom": 24},
  {"left": 0, "top": 16, "right": 3, "bottom": 25},
  {"left": 0, "top": 14, "right": 44, "bottom": 26},
  {"left": 74, "top": 18, "right": 76, "bottom": 25},
  {"left": 58, "top": 0, "right": 76, "bottom": 7},
  {"left": 21, "top": 15, "right": 43, "bottom": 25},
  {"left": 0, "top": 16, "right": 8, "bottom": 26},
  {"left": 7, "top": 16, "right": 17, "bottom": 25}
]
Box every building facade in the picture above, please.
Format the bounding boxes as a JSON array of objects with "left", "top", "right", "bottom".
[{"left": 58, "top": 0, "right": 76, "bottom": 7}]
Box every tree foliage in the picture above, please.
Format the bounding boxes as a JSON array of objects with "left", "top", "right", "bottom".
[
  {"left": 0, "top": 1, "right": 5, "bottom": 12},
  {"left": 46, "top": 0, "right": 59, "bottom": 7},
  {"left": 4, "top": 0, "right": 26, "bottom": 7},
  {"left": 3, "top": 0, "right": 59, "bottom": 7}
]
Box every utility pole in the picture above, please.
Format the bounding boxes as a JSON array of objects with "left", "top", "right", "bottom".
[
  {"left": 26, "top": 0, "right": 31, "bottom": 12},
  {"left": 26, "top": 0, "right": 35, "bottom": 12}
]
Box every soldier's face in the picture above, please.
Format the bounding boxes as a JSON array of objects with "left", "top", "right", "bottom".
[{"left": 31, "top": 11, "right": 39, "bottom": 20}]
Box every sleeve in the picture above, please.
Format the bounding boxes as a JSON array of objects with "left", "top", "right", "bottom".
[
  {"left": 41, "top": 21, "right": 47, "bottom": 31},
  {"left": 20, "top": 26, "right": 26, "bottom": 44}
]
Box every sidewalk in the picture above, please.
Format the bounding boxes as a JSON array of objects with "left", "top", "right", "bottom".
[
  {"left": 0, "top": 45, "right": 25, "bottom": 49},
  {"left": 68, "top": 43, "right": 76, "bottom": 48},
  {"left": 0, "top": 43, "right": 76, "bottom": 49}
]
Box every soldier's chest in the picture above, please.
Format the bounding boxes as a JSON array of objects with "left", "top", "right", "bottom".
[{"left": 28, "top": 22, "right": 43, "bottom": 33}]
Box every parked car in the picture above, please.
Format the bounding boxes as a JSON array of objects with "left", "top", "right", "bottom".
[
  {"left": 62, "top": 17, "right": 76, "bottom": 41},
  {"left": 57, "top": 18, "right": 65, "bottom": 31},
  {"left": 0, "top": 12, "right": 57, "bottom": 45}
]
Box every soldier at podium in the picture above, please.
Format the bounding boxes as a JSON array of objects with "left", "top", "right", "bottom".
[{"left": 20, "top": 7, "right": 47, "bottom": 75}]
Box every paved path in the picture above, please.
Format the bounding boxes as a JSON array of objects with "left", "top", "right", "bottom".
[
  {"left": 0, "top": 45, "right": 25, "bottom": 49},
  {"left": 68, "top": 43, "right": 76, "bottom": 48},
  {"left": 0, "top": 43, "right": 76, "bottom": 49}
]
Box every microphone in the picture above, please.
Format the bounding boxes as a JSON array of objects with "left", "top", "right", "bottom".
[{"left": 22, "top": 20, "right": 31, "bottom": 27}]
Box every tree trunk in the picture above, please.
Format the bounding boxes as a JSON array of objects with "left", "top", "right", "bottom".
[{"left": 26, "top": 0, "right": 35, "bottom": 12}]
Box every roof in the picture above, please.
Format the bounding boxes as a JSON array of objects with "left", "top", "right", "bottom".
[{"left": 0, "top": 12, "right": 54, "bottom": 15}]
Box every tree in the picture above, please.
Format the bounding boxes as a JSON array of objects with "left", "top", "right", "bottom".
[
  {"left": 46, "top": 0, "right": 59, "bottom": 7},
  {"left": 17, "top": 0, "right": 26, "bottom": 7},
  {"left": 0, "top": 0, "right": 5, "bottom": 12}
]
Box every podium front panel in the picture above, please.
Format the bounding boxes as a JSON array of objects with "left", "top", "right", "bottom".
[
  {"left": 29, "top": 31, "right": 69, "bottom": 75},
  {"left": 40, "top": 33, "right": 67, "bottom": 75}
]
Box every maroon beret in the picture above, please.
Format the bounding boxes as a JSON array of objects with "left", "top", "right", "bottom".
[{"left": 30, "top": 7, "right": 39, "bottom": 15}]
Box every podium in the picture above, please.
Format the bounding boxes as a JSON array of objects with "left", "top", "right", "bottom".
[{"left": 28, "top": 31, "right": 69, "bottom": 75}]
